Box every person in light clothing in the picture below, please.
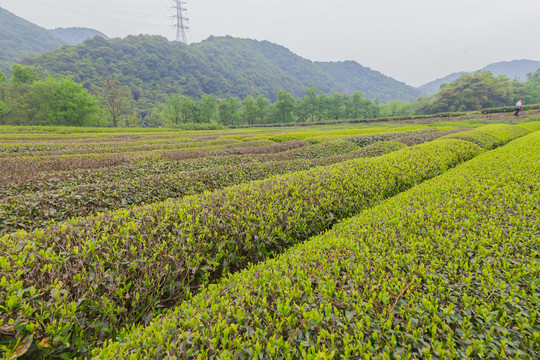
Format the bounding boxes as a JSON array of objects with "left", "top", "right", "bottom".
[{"left": 514, "top": 99, "right": 522, "bottom": 116}]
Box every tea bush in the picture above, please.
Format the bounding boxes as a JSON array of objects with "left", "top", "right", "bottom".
[
  {"left": 442, "top": 124, "right": 530, "bottom": 149},
  {"left": 0, "top": 139, "right": 482, "bottom": 358},
  {"left": 94, "top": 131, "right": 540, "bottom": 359}
]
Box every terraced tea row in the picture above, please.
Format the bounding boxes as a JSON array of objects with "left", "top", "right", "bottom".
[
  {"left": 93, "top": 130, "right": 540, "bottom": 359},
  {"left": 0, "top": 140, "right": 351, "bottom": 197},
  {"left": 0, "top": 138, "right": 482, "bottom": 358},
  {"left": 0, "top": 141, "right": 402, "bottom": 235},
  {"left": 0, "top": 128, "right": 468, "bottom": 198},
  {"left": 1, "top": 124, "right": 528, "bottom": 236},
  {"left": 0, "top": 139, "right": 300, "bottom": 186}
]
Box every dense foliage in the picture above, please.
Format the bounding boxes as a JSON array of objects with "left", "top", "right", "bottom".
[
  {"left": 94, "top": 130, "right": 540, "bottom": 359},
  {"left": 0, "top": 66, "right": 99, "bottom": 126},
  {"left": 417, "top": 70, "right": 540, "bottom": 113},
  {"left": 0, "top": 68, "right": 388, "bottom": 127},
  {"left": 21, "top": 35, "right": 421, "bottom": 105},
  {"left": 0, "top": 135, "right": 485, "bottom": 358}
]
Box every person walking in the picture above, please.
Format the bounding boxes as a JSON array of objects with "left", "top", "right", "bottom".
[{"left": 514, "top": 99, "right": 522, "bottom": 116}]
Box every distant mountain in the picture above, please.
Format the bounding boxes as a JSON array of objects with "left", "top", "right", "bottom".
[
  {"left": 482, "top": 59, "right": 540, "bottom": 81},
  {"left": 24, "top": 35, "right": 420, "bottom": 104},
  {"left": 49, "top": 27, "right": 108, "bottom": 45},
  {"left": 0, "top": 7, "right": 66, "bottom": 75},
  {"left": 315, "top": 61, "right": 421, "bottom": 103},
  {"left": 416, "top": 72, "right": 466, "bottom": 95},
  {"left": 418, "top": 59, "right": 540, "bottom": 95}
]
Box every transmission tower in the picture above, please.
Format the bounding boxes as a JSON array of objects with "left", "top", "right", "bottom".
[{"left": 172, "top": 0, "right": 189, "bottom": 43}]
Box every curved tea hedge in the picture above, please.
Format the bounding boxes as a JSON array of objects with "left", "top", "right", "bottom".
[
  {"left": 0, "top": 139, "right": 482, "bottom": 358},
  {"left": 94, "top": 131, "right": 540, "bottom": 359},
  {"left": 517, "top": 120, "right": 540, "bottom": 132},
  {"left": 0, "top": 140, "right": 362, "bottom": 200},
  {"left": 0, "top": 140, "right": 409, "bottom": 235},
  {"left": 442, "top": 124, "right": 530, "bottom": 149}
]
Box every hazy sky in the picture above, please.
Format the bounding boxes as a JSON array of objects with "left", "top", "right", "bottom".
[{"left": 1, "top": 0, "right": 539, "bottom": 86}]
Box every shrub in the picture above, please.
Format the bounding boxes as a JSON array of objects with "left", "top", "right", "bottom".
[
  {"left": 0, "top": 139, "right": 483, "bottom": 358},
  {"left": 442, "top": 124, "right": 531, "bottom": 149},
  {"left": 94, "top": 131, "right": 540, "bottom": 359}
]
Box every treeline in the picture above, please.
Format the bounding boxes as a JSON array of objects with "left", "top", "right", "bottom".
[
  {"left": 1, "top": 64, "right": 540, "bottom": 128},
  {"left": 0, "top": 65, "right": 392, "bottom": 127},
  {"left": 416, "top": 69, "right": 540, "bottom": 114}
]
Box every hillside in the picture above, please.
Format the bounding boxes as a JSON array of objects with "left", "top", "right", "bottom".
[
  {"left": 49, "top": 27, "right": 109, "bottom": 45},
  {"left": 0, "top": 7, "right": 66, "bottom": 75},
  {"left": 416, "top": 72, "right": 466, "bottom": 95},
  {"left": 315, "top": 60, "right": 421, "bottom": 102},
  {"left": 482, "top": 59, "right": 540, "bottom": 80},
  {"left": 418, "top": 59, "right": 540, "bottom": 95},
  {"left": 23, "top": 35, "right": 420, "bottom": 103}
]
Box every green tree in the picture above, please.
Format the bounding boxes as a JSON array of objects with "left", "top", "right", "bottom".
[
  {"left": 273, "top": 90, "right": 295, "bottom": 123},
  {"left": 304, "top": 87, "right": 319, "bottom": 121},
  {"left": 350, "top": 91, "right": 364, "bottom": 119},
  {"left": 241, "top": 95, "right": 258, "bottom": 125},
  {"left": 31, "top": 77, "right": 58, "bottom": 125},
  {"left": 164, "top": 92, "right": 182, "bottom": 125},
  {"left": 0, "top": 70, "right": 7, "bottom": 83},
  {"left": 11, "top": 65, "right": 38, "bottom": 85},
  {"left": 0, "top": 100, "right": 10, "bottom": 125},
  {"left": 54, "top": 77, "right": 99, "bottom": 126},
  {"left": 95, "top": 76, "right": 133, "bottom": 127},
  {"left": 294, "top": 97, "right": 309, "bottom": 122},
  {"left": 255, "top": 95, "right": 269, "bottom": 124},
  {"left": 423, "top": 71, "right": 512, "bottom": 113},
  {"left": 179, "top": 96, "right": 197, "bottom": 123},
  {"left": 218, "top": 97, "right": 240, "bottom": 125},
  {"left": 125, "top": 111, "right": 141, "bottom": 127},
  {"left": 328, "top": 93, "right": 348, "bottom": 120},
  {"left": 523, "top": 68, "right": 540, "bottom": 104},
  {"left": 198, "top": 94, "right": 218, "bottom": 123}
]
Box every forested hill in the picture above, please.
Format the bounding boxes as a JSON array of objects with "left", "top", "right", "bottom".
[
  {"left": 23, "top": 35, "right": 420, "bottom": 103},
  {"left": 0, "top": 7, "right": 66, "bottom": 75},
  {"left": 49, "top": 27, "right": 109, "bottom": 45},
  {"left": 315, "top": 61, "right": 421, "bottom": 102},
  {"left": 418, "top": 59, "right": 540, "bottom": 95}
]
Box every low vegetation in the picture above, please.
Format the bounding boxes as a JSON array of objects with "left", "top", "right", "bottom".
[
  {"left": 1, "top": 137, "right": 483, "bottom": 357},
  {"left": 94, "top": 130, "right": 540, "bottom": 359}
]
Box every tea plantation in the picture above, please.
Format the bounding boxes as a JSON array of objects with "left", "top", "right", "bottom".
[{"left": 0, "top": 115, "right": 538, "bottom": 359}]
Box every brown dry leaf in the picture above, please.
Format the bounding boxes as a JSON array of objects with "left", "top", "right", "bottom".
[
  {"left": 9, "top": 334, "right": 33, "bottom": 359},
  {"left": 39, "top": 337, "right": 51, "bottom": 348}
]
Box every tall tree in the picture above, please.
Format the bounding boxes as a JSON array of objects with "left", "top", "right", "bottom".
[
  {"left": 198, "top": 94, "right": 218, "bottom": 123},
  {"left": 0, "top": 70, "right": 7, "bottom": 83},
  {"left": 304, "top": 87, "right": 319, "bottom": 121},
  {"left": 255, "top": 95, "right": 269, "bottom": 124},
  {"left": 273, "top": 90, "right": 295, "bottom": 123},
  {"left": 95, "top": 76, "right": 132, "bottom": 127},
  {"left": 0, "top": 100, "right": 9, "bottom": 125},
  {"left": 218, "top": 97, "right": 240, "bottom": 126},
  {"left": 350, "top": 91, "right": 364, "bottom": 119},
  {"left": 55, "top": 77, "right": 99, "bottom": 126},
  {"left": 241, "top": 95, "right": 258, "bottom": 125},
  {"left": 179, "top": 96, "right": 197, "bottom": 123},
  {"left": 164, "top": 92, "right": 182, "bottom": 125},
  {"left": 523, "top": 68, "right": 540, "bottom": 104}
]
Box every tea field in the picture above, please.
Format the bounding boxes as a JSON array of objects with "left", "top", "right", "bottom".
[{"left": 0, "top": 114, "right": 539, "bottom": 359}]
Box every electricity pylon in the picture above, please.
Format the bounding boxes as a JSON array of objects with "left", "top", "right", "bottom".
[{"left": 172, "top": 0, "right": 189, "bottom": 43}]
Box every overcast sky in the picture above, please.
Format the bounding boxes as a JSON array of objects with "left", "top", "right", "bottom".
[{"left": 1, "top": 0, "right": 539, "bottom": 86}]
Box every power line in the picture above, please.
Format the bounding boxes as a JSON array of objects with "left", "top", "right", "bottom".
[{"left": 172, "top": 0, "right": 189, "bottom": 43}]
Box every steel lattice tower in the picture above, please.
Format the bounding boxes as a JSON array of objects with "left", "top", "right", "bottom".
[{"left": 172, "top": 0, "right": 189, "bottom": 43}]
